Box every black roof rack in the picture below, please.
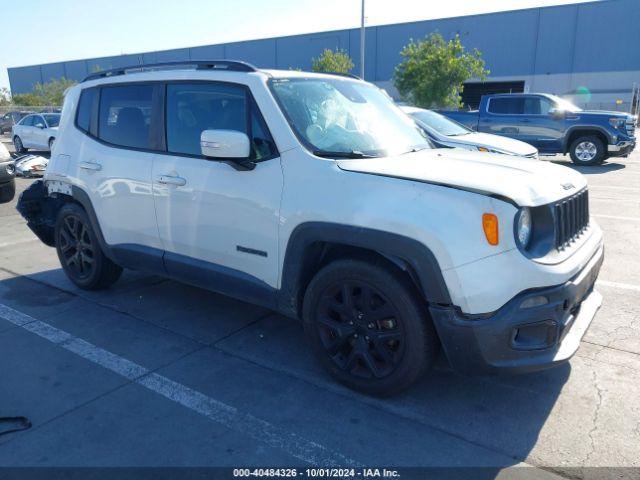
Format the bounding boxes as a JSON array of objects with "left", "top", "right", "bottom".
[{"left": 82, "top": 60, "right": 258, "bottom": 82}]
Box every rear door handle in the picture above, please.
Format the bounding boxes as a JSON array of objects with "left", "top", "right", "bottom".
[
  {"left": 79, "top": 161, "right": 102, "bottom": 171},
  {"left": 156, "top": 175, "right": 186, "bottom": 186}
]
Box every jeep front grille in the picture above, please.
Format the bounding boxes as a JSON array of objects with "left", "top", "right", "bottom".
[{"left": 553, "top": 189, "right": 589, "bottom": 250}]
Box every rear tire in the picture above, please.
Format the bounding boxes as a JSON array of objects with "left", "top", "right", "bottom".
[
  {"left": 569, "top": 135, "right": 605, "bottom": 165},
  {"left": 0, "top": 180, "right": 15, "bottom": 204},
  {"left": 55, "top": 203, "right": 123, "bottom": 290},
  {"left": 302, "top": 258, "right": 439, "bottom": 396},
  {"left": 13, "top": 136, "right": 26, "bottom": 154}
]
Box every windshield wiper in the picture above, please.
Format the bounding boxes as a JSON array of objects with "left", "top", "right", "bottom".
[
  {"left": 401, "top": 145, "right": 431, "bottom": 155},
  {"left": 312, "top": 150, "right": 380, "bottom": 159}
]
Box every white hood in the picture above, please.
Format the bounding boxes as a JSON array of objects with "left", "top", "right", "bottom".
[
  {"left": 337, "top": 149, "right": 586, "bottom": 206},
  {"left": 459, "top": 132, "right": 538, "bottom": 157}
]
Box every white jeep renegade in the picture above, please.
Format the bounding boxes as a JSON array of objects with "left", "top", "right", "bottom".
[{"left": 17, "top": 61, "right": 604, "bottom": 395}]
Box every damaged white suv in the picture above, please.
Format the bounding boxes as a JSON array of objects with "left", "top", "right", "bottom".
[{"left": 18, "top": 61, "right": 604, "bottom": 395}]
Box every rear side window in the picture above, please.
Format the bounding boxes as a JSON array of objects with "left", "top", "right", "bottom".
[
  {"left": 76, "top": 88, "right": 96, "bottom": 133},
  {"left": 488, "top": 97, "right": 524, "bottom": 115},
  {"left": 98, "top": 85, "right": 153, "bottom": 149}
]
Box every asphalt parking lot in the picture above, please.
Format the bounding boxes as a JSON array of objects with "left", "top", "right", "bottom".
[{"left": 0, "top": 134, "right": 639, "bottom": 477}]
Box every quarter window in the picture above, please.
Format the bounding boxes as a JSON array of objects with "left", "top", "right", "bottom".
[
  {"left": 98, "top": 85, "right": 153, "bottom": 149},
  {"left": 76, "top": 88, "right": 96, "bottom": 133},
  {"left": 250, "top": 104, "right": 277, "bottom": 160}
]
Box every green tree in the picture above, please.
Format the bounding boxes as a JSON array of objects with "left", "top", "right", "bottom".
[
  {"left": 311, "top": 48, "right": 354, "bottom": 74},
  {"left": 11, "top": 93, "right": 43, "bottom": 106},
  {"left": 0, "top": 87, "right": 12, "bottom": 107},
  {"left": 11, "top": 77, "right": 77, "bottom": 106},
  {"left": 394, "top": 33, "right": 489, "bottom": 109}
]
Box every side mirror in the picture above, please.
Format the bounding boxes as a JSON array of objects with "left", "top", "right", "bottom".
[
  {"left": 201, "top": 129, "right": 255, "bottom": 171},
  {"left": 549, "top": 108, "right": 565, "bottom": 119},
  {"left": 201, "top": 129, "right": 250, "bottom": 158},
  {"left": 35, "top": 123, "right": 45, "bottom": 129}
]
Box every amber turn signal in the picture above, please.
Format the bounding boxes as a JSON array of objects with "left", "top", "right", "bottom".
[{"left": 482, "top": 213, "right": 499, "bottom": 245}]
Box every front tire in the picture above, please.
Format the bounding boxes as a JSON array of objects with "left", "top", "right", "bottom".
[
  {"left": 55, "top": 203, "right": 123, "bottom": 290},
  {"left": 569, "top": 135, "right": 605, "bottom": 165},
  {"left": 13, "top": 136, "right": 26, "bottom": 154},
  {"left": 303, "top": 258, "right": 439, "bottom": 396},
  {"left": 48, "top": 138, "right": 55, "bottom": 151}
]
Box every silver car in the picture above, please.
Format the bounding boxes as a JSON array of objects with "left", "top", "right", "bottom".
[
  {"left": 401, "top": 106, "right": 539, "bottom": 159},
  {"left": 11, "top": 113, "right": 60, "bottom": 153}
]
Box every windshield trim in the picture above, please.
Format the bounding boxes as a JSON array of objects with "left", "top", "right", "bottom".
[{"left": 267, "top": 76, "right": 430, "bottom": 159}]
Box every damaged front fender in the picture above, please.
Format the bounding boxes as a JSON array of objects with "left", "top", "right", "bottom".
[{"left": 16, "top": 180, "right": 65, "bottom": 247}]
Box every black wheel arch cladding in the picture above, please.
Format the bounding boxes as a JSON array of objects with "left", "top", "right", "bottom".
[{"left": 278, "top": 222, "right": 451, "bottom": 317}]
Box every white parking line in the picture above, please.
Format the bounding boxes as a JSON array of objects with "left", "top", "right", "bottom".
[
  {"left": 597, "top": 280, "right": 640, "bottom": 293},
  {"left": 0, "top": 303, "right": 358, "bottom": 467},
  {"left": 593, "top": 214, "right": 640, "bottom": 222}
]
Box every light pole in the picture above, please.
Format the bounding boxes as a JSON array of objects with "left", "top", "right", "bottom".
[{"left": 360, "top": 0, "right": 365, "bottom": 79}]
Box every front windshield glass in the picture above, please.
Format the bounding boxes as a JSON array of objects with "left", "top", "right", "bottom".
[
  {"left": 269, "top": 77, "right": 430, "bottom": 157},
  {"left": 410, "top": 110, "right": 471, "bottom": 136},
  {"left": 547, "top": 95, "right": 582, "bottom": 113},
  {"left": 43, "top": 114, "right": 60, "bottom": 127}
]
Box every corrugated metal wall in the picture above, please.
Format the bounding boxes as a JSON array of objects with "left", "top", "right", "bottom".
[{"left": 7, "top": 0, "right": 640, "bottom": 94}]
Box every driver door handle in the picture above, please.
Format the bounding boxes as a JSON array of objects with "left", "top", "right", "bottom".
[{"left": 156, "top": 175, "right": 187, "bottom": 186}]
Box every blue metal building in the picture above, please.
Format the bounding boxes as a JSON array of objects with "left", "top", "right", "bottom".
[{"left": 7, "top": 0, "right": 640, "bottom": 109}]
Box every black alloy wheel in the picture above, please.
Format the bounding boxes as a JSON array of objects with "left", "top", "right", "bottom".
[
  {"left": 316, "top": 281, "right": 404, "bottom": 379},
  {"left": 57, "top": 213, "right": 96, "bottom": 281},
  {"left": 55, "top": 203, "right": 123, "bottom": 290},
  {"left": 303, "top": 259, "right": 438, "bottom": 396}
]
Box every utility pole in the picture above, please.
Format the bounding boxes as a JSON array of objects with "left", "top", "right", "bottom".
[{"left": 360, "top": 0, "right": 365, "bottom": 79}]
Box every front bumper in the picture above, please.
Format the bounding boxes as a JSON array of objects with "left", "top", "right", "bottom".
[
  {"left": 430, "top": 245, "right": 604, "bottom": 375},
  {"left": 608, "top": 138, "right": 635, "bottom": 156}
]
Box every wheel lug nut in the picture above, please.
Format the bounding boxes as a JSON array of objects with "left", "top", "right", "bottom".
[
  {"left": 353, "top": 333, "right": 358, "bottom": 338},
  {"left": 367, "top": 323, "right": 374, "bottom": 329},
  {"left": 365, "top": 336, "right": 369, "bottom": 341}
]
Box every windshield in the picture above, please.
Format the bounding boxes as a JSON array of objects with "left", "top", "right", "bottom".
[
  {"left": 43, "top": 114, "right": 60, "bottom": 127},
  {"left": 269, "top": 77, "right": 430, "bottom": 157},
  {"left": 410, "top": 110, "right": 471, "bottom": 136},
  {"left": 546, "top": 95, "right": 582, "bottom": 113}
]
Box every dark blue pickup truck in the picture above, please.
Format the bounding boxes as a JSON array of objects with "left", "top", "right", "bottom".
[{"left": 441, "top": 93, "right": 636, "bottom": 165}]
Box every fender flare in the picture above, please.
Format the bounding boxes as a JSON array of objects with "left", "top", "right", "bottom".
[
  {"left": 278, "top": 222, "right": 452, "bottom": 317},
  {"left": 69, "top": 185, "right": 119, "bottom": 262},
  {"left": 563, "top": 125, "right": 613, "bottom": 153}
]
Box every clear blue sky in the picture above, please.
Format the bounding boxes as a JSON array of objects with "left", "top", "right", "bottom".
[{"left": 0, "top": 0, "right": 596, "bottom": 92}]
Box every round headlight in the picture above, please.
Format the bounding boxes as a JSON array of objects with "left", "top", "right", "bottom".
[
  {"left": 517, "top": 208, "right": 532, "bottom": 248},
  {"left": 5, "top": 163, "right": 15, "bottom": 175}
]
